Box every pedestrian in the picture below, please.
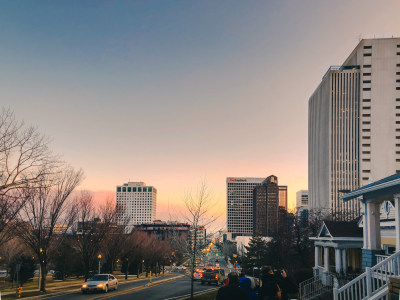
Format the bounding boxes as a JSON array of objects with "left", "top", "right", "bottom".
[
  {"left": 259, "top": 266, "right": 281, "bottom": 300},
  {"left": 216, "top": 272, "right": 249, "bottom": 300},
  {"left": 239, "top": 275, "right": 258, "bottom": 300},
  {"left": 276, "top": 269, "right": 297, "bottom": 300}
]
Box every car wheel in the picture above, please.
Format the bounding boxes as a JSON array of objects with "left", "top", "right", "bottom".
[
  {"left": 104, "top": 285, "right": 108, "bottom": 293},
  {"left": 201, "top": 281, "right": 204, "bottom": 285},
  {"left": 82, "top": 291, "right": 87, "bottom": 294}
]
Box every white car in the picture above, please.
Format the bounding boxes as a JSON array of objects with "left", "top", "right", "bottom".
[{"left": 81, "top": 274, "right": 118, "bottom": 293}]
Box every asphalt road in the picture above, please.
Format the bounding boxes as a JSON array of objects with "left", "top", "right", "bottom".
[{"left": 44, "top": 274, "right": 218, "bottom": 300}]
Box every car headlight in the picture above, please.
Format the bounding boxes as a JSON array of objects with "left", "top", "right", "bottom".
[
  {"left": 97, "top": 284, "right": 104, "bottom": 287},
  {"left": 82, "top": 284, "right": 87, "bottom": 288}
]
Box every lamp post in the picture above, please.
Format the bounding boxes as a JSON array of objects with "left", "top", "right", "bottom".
[
  {"left": 98, "top": 254, "right": 102, "bottom": 274},
  {"left": 125, "top": 258, "right": 128, "bottom": 280}
]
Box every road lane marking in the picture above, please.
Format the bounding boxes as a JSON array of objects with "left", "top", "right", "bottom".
[
  {"left": 164, "top": 287, "right": 219, "bottom": 300},
  {"left": 89, "top": 275, "right": 185, "bottom": 300}
]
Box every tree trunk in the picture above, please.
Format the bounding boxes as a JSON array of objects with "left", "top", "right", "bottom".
[
  {"left": 191, "top": 228, "right": 197, "bottom": 300},
  {"left": 40, "top": 262, "right": 47, "bottom": 292},
  {"left": 125, "top": 262, "right": 129, "bottom": 280}
]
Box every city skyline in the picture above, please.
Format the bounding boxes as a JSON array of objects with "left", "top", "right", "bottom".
[{"left": 1, "top": 1, "right": 400, "bottom": 223}]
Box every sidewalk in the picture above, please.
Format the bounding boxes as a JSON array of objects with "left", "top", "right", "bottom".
[{"left": 1, "top": 273, "right": 172, "bottom": 298}]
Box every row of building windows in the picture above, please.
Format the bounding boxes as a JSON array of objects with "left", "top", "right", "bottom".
[{"left": 117, "top": 186, "right": 154, "bottom": 192}]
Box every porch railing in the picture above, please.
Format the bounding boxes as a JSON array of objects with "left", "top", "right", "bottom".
[
  {"left": 376, "top": 255, "right": 390, "bottom": 264},
  {"left": 333, "top": 251, "right": 400, "bottom": 300},
  {"left": 299, "top": 271, "right": 334, "bottom": 300}
]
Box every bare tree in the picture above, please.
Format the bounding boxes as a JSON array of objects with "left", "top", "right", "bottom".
[
  {"left": 121, "top": 231, "right": 148, "bottom": 279},
  {"left": 0, "top": 108, "right": 57, "bottom": 244},
  {"left": 103, "top": 203, "right": 131, "bottom": 274},
  {"left": 73, "top": 192, "right": 117, "bottom": 281},
  {"left": 180, "top": 181, "right": 219, "bottom": 300},
  {"left": 14, "top": 167, "right": 83, "bottom": 292}
]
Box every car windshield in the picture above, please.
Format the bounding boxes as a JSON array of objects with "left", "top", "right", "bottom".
[{"left": 89, "top": 275, "right": 108, "bottom": 281}]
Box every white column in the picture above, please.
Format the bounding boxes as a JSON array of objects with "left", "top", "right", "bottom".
[
  {"left": 324, "top": 247, "right": 329, "bottom": 272},
  {"left": 335, "top": 248, "right": 342, "bottom": 273},
  {"left": 363, "top": 201, "right": 368, "bottom": 249},
  {"left": 315, "top": 246, "right": 319, "bottom": 268},
  {"left": 342, "top": 249, "right": 347, "bottom": 274},
  {"left": 395, "top": 195, "right": 400, "bottom": 252},
  {"left": 365, "top": 201, "right": 381, "bottom": 250}
]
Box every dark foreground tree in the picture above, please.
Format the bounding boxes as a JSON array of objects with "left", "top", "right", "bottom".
[
  {"left": 73, "top": 191, "right": 118, "bottom": 280},
  {"left": 0, "top": 108, "right": 57, "bottom": 244},
  {"left": 9, "top": 254, "right": 35, "bottom": 286},
  {"left": 15, "top": 167, "right": 83, "bottom": 292},
  {"left": 241, "top": 234, "right": 267, "bottom": 270}
]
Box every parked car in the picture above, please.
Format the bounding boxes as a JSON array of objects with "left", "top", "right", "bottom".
[
  {"left": 201, "top": 269, "right": 225, "bottom": 286},
  {"left": 81, "top": 274, "right": 118, "bottom": 293}
]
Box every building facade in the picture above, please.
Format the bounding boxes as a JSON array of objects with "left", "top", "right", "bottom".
[
  {"left": 296, "top": 190, "right": 309, "bottom": 224},
  {"left": 253, "top": 175, "right": 279, "bottom": 236},
  {"left": 278, "top": 185, "right": 288, "bottom": 210},
  {"left": 296, "top": 190, "right": 309, "bottom": 208},
  {"left": 227, "top": 177, "right": 265, "bottom": 238},
  {"left": 116, "top": 182, "right": 157, "bottom": 232},
  {"left": 189, "top": 226, "right": 207, "bottom": 249},
  {"left": 135, "top": 220, "right": 190, "bottom": 241},
  {"left": 308, "top": 38, "right": 400, "bottom": 220}
]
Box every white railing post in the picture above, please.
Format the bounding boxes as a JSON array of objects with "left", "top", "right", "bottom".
[
  {"left": 333, "top": 287, "right": 339, "bottom": 300},
  {"left": 366, "top": 267, "right": 372, "bottom": 297}
]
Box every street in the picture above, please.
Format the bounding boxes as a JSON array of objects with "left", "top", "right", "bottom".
[{"left": 44, "top": 274, "right": 218, "bottom": 300}]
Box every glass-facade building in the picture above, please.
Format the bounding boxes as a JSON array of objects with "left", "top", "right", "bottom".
[{"left": 227, "top": 176, "right": 286, "bottom": 238}]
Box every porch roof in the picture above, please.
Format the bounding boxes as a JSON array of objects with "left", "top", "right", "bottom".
[
  {"left": 315, "top": 221, "right": 362, "bottom": 240},
  {"left": 341, "top": 173, "right": 400, "bottom": 202},
  {"left": 311, "top": 221, "right": 363, "bottom": 248}
]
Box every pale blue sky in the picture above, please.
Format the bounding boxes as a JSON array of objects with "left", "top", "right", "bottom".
[{"left": 1, "top": 1, "right": 400, "bottom": 220}]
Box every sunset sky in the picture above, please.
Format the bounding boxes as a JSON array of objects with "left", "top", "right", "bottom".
[{"left": 1, "top": 1, "right": 400, "bottom": 229}]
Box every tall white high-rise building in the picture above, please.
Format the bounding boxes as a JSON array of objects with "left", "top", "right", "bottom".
[
  {"left": 116, "top": 182, "right": 157, "bottom": 231},
  {"left": 309, "top": 37, "right": 400, "bottom": 219},
  {"left": 227, "top": 177, "right": 265, "bottom": 238}
]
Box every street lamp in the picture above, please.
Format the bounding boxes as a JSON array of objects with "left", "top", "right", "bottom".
[{"left": 98, "top": 254, "right": 102, "bottom": 274}]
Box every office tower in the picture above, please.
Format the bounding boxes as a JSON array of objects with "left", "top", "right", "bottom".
[
  {"left": 227, "top": 177, "right": 265, "bottom": 238},
  {"left": 116, "top": 182, "right": 157, "bottom": 231},
  {"left": 278, "top": 185, "right": 288, "bottom": 210},
  {"left": 253, "top": 175, "right": 279, "bottom": 236},
  {"left": 309, "top": 38, "right": 400, "bottom": 219},
  {"left": 296, "top": 190, "right": 309, "bottom": 223},
  {"left": 296, "top": 190, "right": 309, "bottom": 208}
]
